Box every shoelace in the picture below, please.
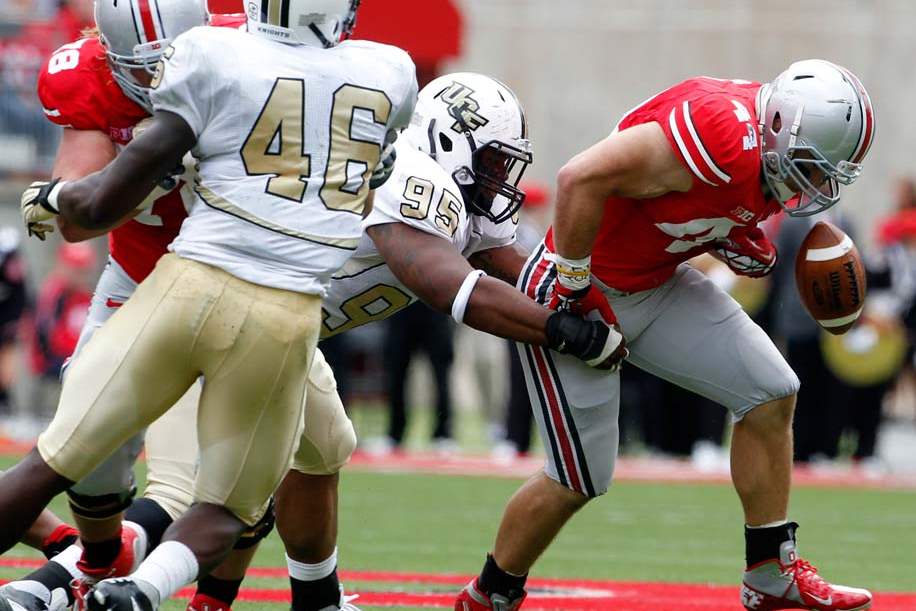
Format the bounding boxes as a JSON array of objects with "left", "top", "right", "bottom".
[{"left": 785, "top": 559, "right": 832, "bottom": 599}]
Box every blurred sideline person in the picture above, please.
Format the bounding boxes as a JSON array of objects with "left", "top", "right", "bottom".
[
  {"left": 456, "top": 60, "right": 876, "bottom": 611},
  {"left": 378, "top": 302, "right": 456, "bottom": 453},
  {"left": 498, "top": 182, "right": 551, "bottom": 457},
  {"left": 8, "top": 1, "right": 418, "bottom": 610},
  {"left": 768, "top": 212, "right": 857, "bottom": 463},
  {"left": 27, "top": 242, "right": 96, "bottom": 423},
  {"left": 0, "top": 227, "right": 27, "bottom": 422}
]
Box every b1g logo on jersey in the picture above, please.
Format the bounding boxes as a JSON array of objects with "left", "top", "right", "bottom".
[{"left": 436, "top": 82, "right": 489, "bottom": 133}]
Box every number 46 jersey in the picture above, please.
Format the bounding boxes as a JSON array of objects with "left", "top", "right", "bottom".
[
  {"left": 321, "top": 141, "right": 517, "bottom": 336},
  {"left": 150, "top": 26, "right": 417, "bottom": 295}
]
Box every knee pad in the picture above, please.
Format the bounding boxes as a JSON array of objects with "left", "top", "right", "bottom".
[
  {"left": 234, "top": 498, "right": 275, "bottom": 550},
  {"left": 67, "top": 485, "right": 136, "bottom": 520}
]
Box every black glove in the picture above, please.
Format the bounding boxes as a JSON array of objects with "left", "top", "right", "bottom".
[{"left": 545, "top": 311, "right": 627, "bottom": 371}]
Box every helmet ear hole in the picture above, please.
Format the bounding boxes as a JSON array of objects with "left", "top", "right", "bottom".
[
  {"left": 438, "top": 133, "right": 453, "bottom": 152},
  {"left": 772, "top": 112, "right": 782, "bottom": 134}
]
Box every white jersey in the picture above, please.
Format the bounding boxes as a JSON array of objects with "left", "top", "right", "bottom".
[
  {"left": 321, "top": 142, "right": 517, "bottom": 336},
  {"left": 150, "top": 26, "right": 417, "bottom": 294}
]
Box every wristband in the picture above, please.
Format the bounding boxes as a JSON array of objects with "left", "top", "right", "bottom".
[
  {"left": 45, "top": 180, "right": 66, "bottom": 213},
  {"left": 548, "top": 253, "right": 591, "bottom": 290},
  {"left": 451, "top": 270, "right": 487, "bottom": 323}
]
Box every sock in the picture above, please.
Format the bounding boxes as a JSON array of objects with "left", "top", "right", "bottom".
[
  {"left": 194, "top": 575, "right": 243, "bottom": 608},
  {"left": 132, "top": 541, "right": 199, "bottom": 607},
  {"left": 287, "top": 549, "right": 340, "bottom": 611},
  {"left": 477, "top": 554, "right": 527, "bottom": 599},
  {"left": 124, "top": 498, "right": 174, "bottom": 551},
  {"left": 40, "top": 524, "right": 79, "bottom": 559},
  {"left": 745, "top": 521, "right": 798, "bottom": 568},
  {"left": 80, "top": 532, "right": 122, "bottom": 571}
]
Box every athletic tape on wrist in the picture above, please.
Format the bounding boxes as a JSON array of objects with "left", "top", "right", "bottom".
[
  {"left": 451, "top": 270, "right": 487, "bottom": 324},
  {"left": 548, "top": 253, "right": 591, "bottom": 291}
]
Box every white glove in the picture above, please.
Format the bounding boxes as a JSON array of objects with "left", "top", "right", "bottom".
[{"left": 21, "top": 179, "right": 65, "bottom": 240}]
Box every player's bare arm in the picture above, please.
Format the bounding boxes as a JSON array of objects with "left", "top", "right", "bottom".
[
  {"left": 467, "top": 243, "right": 528, "bottom": 285},
  {"left": 57, "top": 112, "right": 195, "bottom": 230},
  {"left": 21, "top": 111, "right": 195, "bottom": 237},
  {"left": 554, "top": 122, "right": 693, "bottom": 258},
  {"left": 368, "top": 221, "right": 550, "bottom": 345},
  {"left": 51, "top": 128, "right": 128, "bottom": 242}
]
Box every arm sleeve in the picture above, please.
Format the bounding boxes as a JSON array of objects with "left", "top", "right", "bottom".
[
  {"left": 661, "top": 94, "right": 760, "bottom": 188},
  {"left": 149, "top": 30, "right": 213, "bottom": 138}
]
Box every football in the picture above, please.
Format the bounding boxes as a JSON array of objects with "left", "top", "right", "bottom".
[{"left": 795, "top": 221, "right": 867, "bottom": 335}]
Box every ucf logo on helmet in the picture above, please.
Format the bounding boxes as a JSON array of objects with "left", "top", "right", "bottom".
[{"left": 437, "top": 82, "right": 490, "bottom": 133}]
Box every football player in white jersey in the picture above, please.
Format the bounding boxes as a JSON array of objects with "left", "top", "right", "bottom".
[
  {"left": 8, "top": 0, "right": 417, "bottom": 609},
  {"left": 270, "top": 71, "right": 627, "bottom": 610}
]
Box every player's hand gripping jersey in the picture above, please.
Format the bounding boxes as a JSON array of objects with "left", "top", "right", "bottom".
[
  {"left": 152, "top": 26, "right": 417, "bottom": 295},
  {"left": 321, "top": 141, "right": 516, "bottom": 336},
  {"left": 570, "top": 77, "right": 781, "bottom": 293}
]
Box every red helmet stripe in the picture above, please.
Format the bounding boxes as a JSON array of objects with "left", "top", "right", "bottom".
[{"left": 135, "top": 0, "right": 159, "bottom": 43}]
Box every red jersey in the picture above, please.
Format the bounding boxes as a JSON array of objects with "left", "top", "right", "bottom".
[
  {"left": 36, "top": 14, "right": 246, "bottom": 283},
  {"left": 552, "top": 77, "right": 781, "bottom": 293}
]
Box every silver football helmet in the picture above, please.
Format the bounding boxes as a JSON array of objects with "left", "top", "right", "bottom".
[
  {"left": 245, "top": 0, "right": 359, "bottom": 47},
  {"left": 95, "top": 0, "right": 209, "bottom": 112},
  {"left": 403, "top": 72, "right": 533, "bottom": 224},
  {"left": 758, "top": 59, "right": 875, "bottom": 217}
]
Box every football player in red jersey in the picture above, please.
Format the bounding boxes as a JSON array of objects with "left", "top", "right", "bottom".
[
  {"left": 0, "top": 3, "right": 270, "bottom": 611},
  {"left": 457, "top": 61, "right": 876, "bottom": 611}
]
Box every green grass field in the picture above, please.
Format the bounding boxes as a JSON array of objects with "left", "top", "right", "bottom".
[{"left": 1, "top": 455, "right": 915, "bottom": 610}]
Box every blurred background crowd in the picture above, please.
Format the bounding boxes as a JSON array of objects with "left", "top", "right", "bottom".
[{"left": 1, "top": 0, "right": 915, "bottom": 475}]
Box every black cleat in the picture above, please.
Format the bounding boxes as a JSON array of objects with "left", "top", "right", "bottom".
[{"left": 86, "top": 579, "right": 154, "bottom": 611}]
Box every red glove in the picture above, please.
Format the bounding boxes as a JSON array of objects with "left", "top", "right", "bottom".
[
  {"left": 711, "top": 226, "right": 777, "bottom": 278},
  {"left": 545, "top": 252, "right": 626, "bottom": 370},
  {"left": 548, "top": 282, "right": 618, "bottom": 326}
]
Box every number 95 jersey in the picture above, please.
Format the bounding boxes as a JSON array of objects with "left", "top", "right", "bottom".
[
  {"left": 151, "top": 26, "right": 417, "bottom": 295},
  {"left": 321, "top": 141, "right": 517, "bottom": 337}
]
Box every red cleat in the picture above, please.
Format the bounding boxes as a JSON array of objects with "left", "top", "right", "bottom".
[
  {"left": 742, "top": 541, "right": 871, "bottom": 610},
  {"left": 187, "top": 593, "right": 231, "bottom": 611},
  {"left": 455, "top": 579, "right": 526, "bottom": 611},
  {"left": 72, "top": 522, "right": 148, "bottom": 611}
]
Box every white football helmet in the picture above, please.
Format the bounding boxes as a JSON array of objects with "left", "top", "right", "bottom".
[
  {"left": 245, "top": 0, "right": 359, "bottom": 47},
  {"left": 404, "top": 72, "right": 533, "bottom": 224},
  {"left": 757, "top": 59, "right": 875, "bottom": 217},
  {"left": 95, "top": 0, "right": 209, "bottom": 112}
]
